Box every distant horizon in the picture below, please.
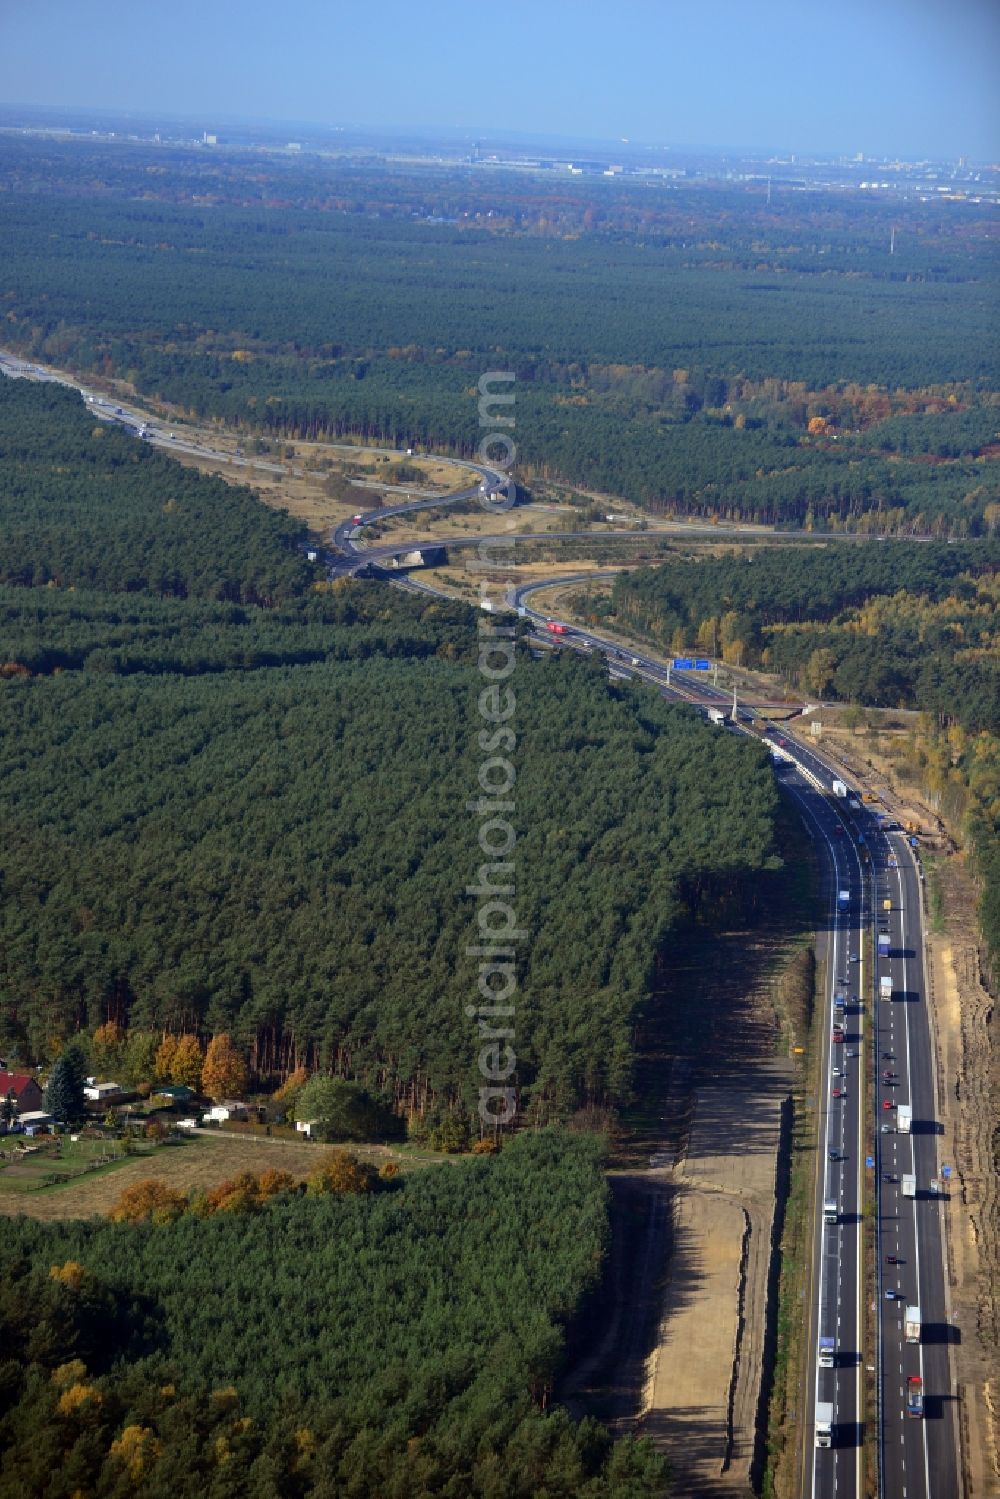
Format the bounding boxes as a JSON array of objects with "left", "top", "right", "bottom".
[
  {"left": 0, "top": 0, "right": 996, "bottom": 162},
  {"left": 0, "top": 99, "right": 993, "bottom": 168}
]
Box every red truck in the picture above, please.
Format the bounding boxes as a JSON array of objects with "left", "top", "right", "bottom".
[{"left": 545, "top": 621, "right": 569, "bottom": 635}]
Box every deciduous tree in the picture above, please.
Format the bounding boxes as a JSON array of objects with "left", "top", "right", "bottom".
[
  {"left": 201, "top": 1034, "right": 248, "bottom": 1101},
  {"left": 170, "top": 1034, "right": 204, "bottom": 1090}
]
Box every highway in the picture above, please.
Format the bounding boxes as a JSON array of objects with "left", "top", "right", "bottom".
[
  {"left": 505, "top": 583, "right": 959, "bottom": 1497},
  {"left": 1, "top": 344, "right": 960, "bottom": 1492},
  {"left": 873, "top": 828, "right": 959, "bottom": 1498}
]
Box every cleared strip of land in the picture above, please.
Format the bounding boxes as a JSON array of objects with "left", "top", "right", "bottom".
[{"left": 642, "top": 1067, "right": 790, "bottom": 1495}]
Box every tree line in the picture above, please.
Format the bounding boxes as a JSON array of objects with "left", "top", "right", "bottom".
[
  {"left": 2, "top": 179, "right": 997, "bottom": 534},
  {"left": 0, "top": 1132, "right": 668, "bottom": 1497},
  {"left": 606, "top": 539, "right": 1000, "bottom": 974},
  {"left": 0, "top": 378, "right": 314, "bottom": 602}
]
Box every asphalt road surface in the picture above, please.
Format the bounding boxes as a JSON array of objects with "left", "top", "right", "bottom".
[{"left": 2, "top": 348, "right": 958, "bottom": 1493}]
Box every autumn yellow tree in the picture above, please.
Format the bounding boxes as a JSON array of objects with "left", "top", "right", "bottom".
[
  {"left": 170, "top": 1034, "right": 203, "bottom": 1089},
  {"left": 91, "top": 1020, "right": 123, "bottom": 1076},
  {"left": 154, "top": 1034, "right": 178, "bottom": 1081},
  {"left": 306, "top": 1149, "right": 378, "bottom": 1197},
  {"left": 272, "top": 1065, "right": 309, "bottom": 1123},
  {"left": 696, "top": 616, "right": 718, "bottom": 657},
  {"left": 803, "top": 647, "right": 838, "bottom": 698},
  {"left": 109, "top": 1426, "right": 162, "bottom": 1484},
  {"left": 257, "top": 1167, "right": 296, "bottom": 1199},
  {"left": 206, "top": 1171, "right": 263, "bottom": 1214},
  {"left": 49, "top": 1261, "right": 88, "bottom": 1290},
  {"left": 56, "top": 1381, "right": 103, "bottom": 1416},
  {"left": 110, "top": 1179, "right": 187, "bottom": 1225},
  {"left": 201, "top": 1034, "right": 248, "bottom": 1100}
]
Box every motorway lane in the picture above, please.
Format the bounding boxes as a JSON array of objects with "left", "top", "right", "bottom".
[
  {"left": 344, "top": 499, "right": 959, "bottom": 1495},
  {"left": 778, "top": 772, "right": 865, "bottom": 1499},
  {"left": 875, "top": 834, "right": 959, "bottom": 1499},
  {"left": 5, "top": 347, "right": 958, "bottom": 1487},
  {"left": 510, "top": 580, "right": 959, "bottom": 1496}
]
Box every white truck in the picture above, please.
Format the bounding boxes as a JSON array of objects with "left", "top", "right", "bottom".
[
  {"left": 832, "top": 779, "right": 848, "bottom": 798},
  {"left": 880, "top": 975, "right": 893, "bottom": 999},
  {"left": 901, "top": 1173, "right": 916, "bottom": 1198},
  {"left": 815, "top": 1400, "right": 834, "bottom": 1448},
  {"left": 838, "top": 889, "right": 850, "bottom": 910},
  {"left": 905, "top": 1305, "right": 922, "bottom": 1344},
  {"left": 824, "top": 1198, "right": 838, "bottom": 1225},
  {"left": 877, "top": 934, "right": 891, "bottom": 956},
  {"left": 897, "top": 1104, "right": 912, "bottom": 1135},
  {"left": 707, "top": 707, "right": 726, "bottom": 725},
  {"left": 818, "top": 1336, "right": 835, "bottom": 1369}
]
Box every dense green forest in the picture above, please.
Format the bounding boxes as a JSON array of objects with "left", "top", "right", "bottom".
[
  {"left": 0, "top": 379, "right": 779, "bottom": 1125},
  {"left": 0, "top": 378, "right": 313, "bottom": 601},
  {"left": 608, "top": 541, "right": 1000, "bottom": 731},
  {"left": 605, "top": 541, "right": 1000, "bottom": 967},
  {"left": 1, "top": 137, "right": 997, "bottom": 533},
  {"left": 0, "top": 1132, "right": 667, "bottom": 1497},
  {"left": 0, "top": 634, "right": 778, "bottom": 1115}
]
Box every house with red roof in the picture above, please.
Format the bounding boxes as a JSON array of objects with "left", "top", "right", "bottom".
[{"left": 0, "top": 1072, "right": 44, "bottom": 1118}]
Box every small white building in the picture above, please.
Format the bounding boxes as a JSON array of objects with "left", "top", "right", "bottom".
[
  {"left": 295, "top": 1119, "right": 318, "bottom": 1138},
  {"left": 84, "top": 1081, "right": 122, "bottom": 1102},
  {"left": 202, "top": 1101, "right": 249, "bottom": 1124}
]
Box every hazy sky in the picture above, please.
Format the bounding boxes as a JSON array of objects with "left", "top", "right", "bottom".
[{"left": 2, "top": 0, "right": 998, "bottom": 159}]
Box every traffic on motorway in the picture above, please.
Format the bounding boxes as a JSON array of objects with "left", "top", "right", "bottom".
[
  {"left": 502, "top": 581, "right": 958, "bottom": 1499},
  {"left": 1, "top": 352, "right": 959, "bottom": 1496}
]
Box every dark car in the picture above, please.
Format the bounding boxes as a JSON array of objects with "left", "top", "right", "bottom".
[{"left": 886, "top": 1254, "right": 898, "bottom": 1265}]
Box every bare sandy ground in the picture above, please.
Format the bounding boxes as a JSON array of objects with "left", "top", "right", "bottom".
[
  {"left": 641, "top": 1067, "right": 790, "bottom": 1495},
  {"left": 926, "top": 871, "right": 1000, "bottom": 1499}
]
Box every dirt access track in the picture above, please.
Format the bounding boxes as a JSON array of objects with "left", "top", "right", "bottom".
[
  {"left": 925, "top": 864, "right": 1000, "bottom": 1499},
  {"left": 640, "top": 1064, "right": 791, "bottom": 1496}
]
